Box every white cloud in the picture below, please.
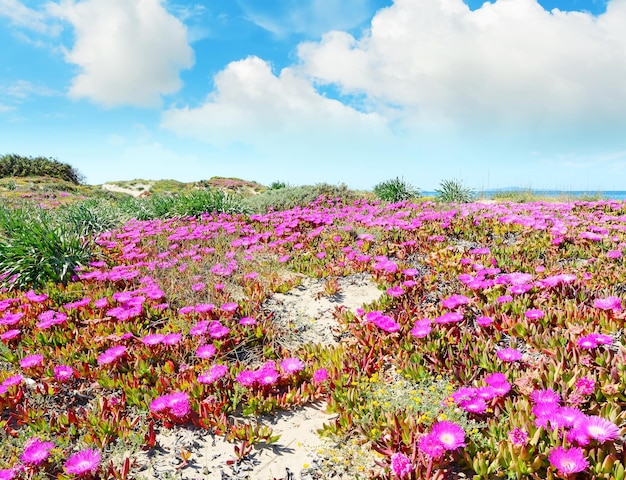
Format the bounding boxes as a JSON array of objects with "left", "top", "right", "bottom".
[
  {"left": 161, "top": 56, "right": 390, "bottom": 146},
  {"left": 48, "top": 0, "right": 194, "bottom": 108},
  {"left": 297, "top": 0, "right": 626, "bottom": 130},
  {"left": 0, "top": 80, "right": 56, "bottom": 100},
  {"left": 0, "top": 0, "right": 55, "bottom": 33},
  {"left": 237, "top": 0, "right": 380, "bottom": 37}
]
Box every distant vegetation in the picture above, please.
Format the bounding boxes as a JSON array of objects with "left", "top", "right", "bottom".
[
  {"left": 0, "top": 154, "right": 84, "bottom": 184},
  {"left": 373, "top": 177, "right": 421, "bottom": 203},
  {"left": 435, "top": 179, "right": 476, "bottom": 203}
]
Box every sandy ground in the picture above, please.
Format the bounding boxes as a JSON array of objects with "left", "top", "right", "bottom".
[
  {"left": 132, "top": 274, "right": 383, "bottom": 480},
  {"left": 101, "top": 183, "right": 153, "bottom": 197}
]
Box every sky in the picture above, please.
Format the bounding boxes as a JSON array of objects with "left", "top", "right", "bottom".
[{"left": 1, "top": 0, "right": 626, "bottom": 191}]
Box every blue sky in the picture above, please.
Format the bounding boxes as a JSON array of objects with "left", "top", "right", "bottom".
[{"left": 1, "top": 0, "right": 625, "bottom": 191}]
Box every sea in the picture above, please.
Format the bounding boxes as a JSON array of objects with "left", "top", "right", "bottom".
[{"left": 421, "top": 190, "right": 626, "bottom": 201}]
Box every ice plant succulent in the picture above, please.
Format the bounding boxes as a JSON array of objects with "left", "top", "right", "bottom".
[
  {"left": 20, "top": 437, "right": 54, "bottom": 465},
  {"left": 64, "top": 449, "right": 101, "bottom": 475},
  {"left": 548, "top": 447, "right": 589, "bottom": 476}
]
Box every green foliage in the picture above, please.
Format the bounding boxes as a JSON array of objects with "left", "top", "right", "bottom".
[
  {"left": 435, "top": 179, "right": 475, "bottom": 203},
  {"left": 490, "top": 189, "right": 541, "bottom": 203},
  {"left": 115, "top": 189, "right": 250, "bottom": 220},
  {"left": 373, "top": 177, "right": 420, "bottom": 203},
  {"left": 0, "top": 154, "right": 84, "bottom": 184},
  {"left": 59, "top": 199, "right": 125, "bottom": 236},
  {"left": 172, "top": 189, "right": 251, "bottom": 217},
  {"left": 269, "top": 180, "right": 289, "bottom": 190},
  {"left": 244, "top": 183, "right": 364, "bottom": 213},
  {"left": 0, "top": 206, "right": 93, "bottom": 290}
]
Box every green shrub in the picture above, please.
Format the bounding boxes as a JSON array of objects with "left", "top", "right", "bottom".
[
  {"left": 373, "top": 177, "right": 420, "bottom": 203},
  {"left": 0, "top": 154, "right": 84, "bottom": 184},
  {"left": 244, "top": 183, "right": 363, "bottom": 213},
  {"left": 435, "top": 179, "right": 475, "bottom": 203},
  {"left": 0, "top": 206, "right": 92, "bottom": 290},
  {"left": 269, "top": 181, "right": 289, "bottom": 190}
]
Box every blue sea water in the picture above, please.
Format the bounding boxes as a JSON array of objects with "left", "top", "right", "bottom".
[{"left": 421, "top": 190, "right": 626, "bottom": 201}]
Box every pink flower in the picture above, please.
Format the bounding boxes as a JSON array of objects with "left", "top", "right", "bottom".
[
  {"left": 97, "top": 345, "right": 127, "bottom": 365},
  {"left": 0, "top": 468, "right": 16, "bottom": 480},
  {"left": 20, "top": 354, "right": 44, "bottom": 369},
  {"left": 496, "top": 348, "right": 522, "bottom": 362},
  {"left": 149, "top": 392, "right": 189, "bottom": 418},
  {"left": 524, "top": 309, "right": 544, "bottom": 320},
  {"left": 280, "top": 357, "right": 305, "bottom": 374},
  {"left": 430, "top": 421, "right": 465, "bottom": 451},
  {"left": 191, "top": 282, "right": 206, "bottom": 292},
  {"left": 441, "top": 294, "right": 469, "bottom": 309},
  {"left": 576, "top": 334, "right": 599, "bottom": 349},
  {"left": 141, "top": 334, "right": 165, "bottom": 346},
  {"left": 235, "top": 370, "right": 256, "bottom": 386},
  {"left": 508, "top": 428, "right": 528, "bottom": 446},
  {"left": 94, "top": 297, "right": 108, "bottom": 308},
  {"left": 410, "top": 319, "right": 431, "bottom": 338},
  {"left": 548, "top": 447, "right": 588, "bottom": 475},
  {"left": 476, "top": 316, "right": 493, "bottom": 327},
  {"left": 54, "top": 365, "right": 74, "bottom": 381},
  {"left": 593, "top": 296, "right": 622, "bottom": 312},
  {"left": 221, "top": 302, "right": 238, "bottom": 313},
  {"left": 434, "top": 311, "right": 464, "bottom": 324},
  {"left": 2, "top": 374, "right": 23, "bottom": 388},
  {"left": 366, "top": 311, "right": 400, "bottom": 333},
  {"left": 189, "top": 321, "right": 209, "bottom": 336},
  {"left": 1, "top": 329, "right": 20, "bottom": 341},
  {"left": 197, "top": 364, "right": 228, "bottom": 384},
  {"left": 497, "top": 295, "right": 513, "bottom": 304},
  {"left": 162, "top": 333, "right": 181, "bottom": 345},
  {"left": 390, "top": 452, "right": 412, "bottom": 478},
  {"left": 387, "top": 286, "right": 405, "bottom": 297},
  {"left": 575, "top": 377, "right": 595, "bottom": 395},
  {"left": 530, "top": 388, "right": 561, "bottom": 405},
  {"left": 312, "top": 368, "right": 329, "bottom": 383},
  {"left": 194, "top": 303, "right": 214, "bottom": 313},
  {"left": 239, "top": 317, "right": 256, "bottom": 326},
  {"left": 64, "top": 448, "right": 101, "bottom": 475},
  {"left": 256, "top": 365, "right": 279, "bottom": 385},
  {"left": 460, "top": 396, "right": 487, "bottom": 414},
  {"left": 21, "top": 437, "right": 54, "bottom": 465},
  {"left": 578, "top": 416, "right": 621, "bottom": 443},
  {"left": 418, "top": 434, "right": 445, "bottom": 460},
  {"left": 209, "top": 321, "right": 230, "bottom": 339},
  {"left": 196, "top": 344, "right": 217, "bottom": 359}
]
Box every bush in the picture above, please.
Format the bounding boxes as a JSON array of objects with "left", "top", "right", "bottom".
[
  {"left": 0, "top": 154, "right": 84, "bottom": 184},
  {"left": 373, "top": 177, "right": 420, "bottom": 203},
  {"left": 244, "top": 183, "right": 364, "bottom": 213},
  {"left": 269, "top": 181, "right": 289, "bottom": 190},
  {"left": 435, "top": 179, "right": 475, "bottom": 203},
  {"left": 0, "top": 206, "right": 92, "bottom": 290}
]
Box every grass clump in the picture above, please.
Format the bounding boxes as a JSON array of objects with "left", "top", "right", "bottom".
[
  {"left": 373, "top": 177, "right": 420, "bottom": 203},
  {"left": 0, "top": 206, "right": 93, "bottom": 289},
  {"left": 435, "top": 179, "right": 475, "bottom": 203}
]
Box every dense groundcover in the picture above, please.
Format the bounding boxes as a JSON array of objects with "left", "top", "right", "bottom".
[{"left": 0, "top": 197, "right": 624, "bottom": 479}]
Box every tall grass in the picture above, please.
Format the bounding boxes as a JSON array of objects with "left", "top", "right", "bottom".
[
  {"left": 373, "top": 177, "right": 420, "bottom": 203},
  {"left": 0, "top": 206, "right": 92, "bottom": 290}
]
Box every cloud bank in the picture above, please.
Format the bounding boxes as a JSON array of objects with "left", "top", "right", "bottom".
[
  {"left": 296, "top": 0, "right": 626, "bottom": 131},
  {"left": 49, "top": 0, "right": 194, "bottom": 108}
]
